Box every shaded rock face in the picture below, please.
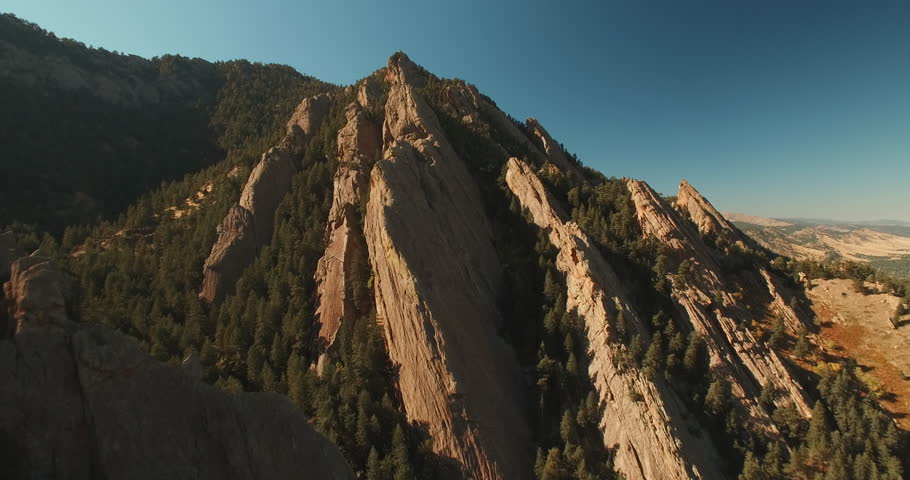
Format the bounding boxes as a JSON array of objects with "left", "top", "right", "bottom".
[
  {"left": 363, "top": 53, "right": 530, "bottom": 480},
  {"left": 313, "top": 102, "right": 381, "bottom": 370},
  {"left": 287, "top": 93, "right": 333, "bottom": 142},
  {"left": 0, "top": 256, "right": 354, "bottom": 480},
  {"left": 0, "top": 231, "right": 24, "bottom": 282},
  {"left": 200, "top": 94, "right": 333, "bottom": 303},
  {"left": 506, "top": 158, "right": 722, "bottom": 480},
  {"left": 238, "top": 146, "right": 297, "bottom": 241},
  {"left": 0, "top": 37, "right": 213, "bottom": 107},
  {"left": 3, "top": 254, "right": 71, "bottom": 334},
  {"left": 441, "top": 82, "right": 482, "bottom": 126},
  {"left": 627, "top": 179, "right": 813, "bottom": 423},
  {"left": 356, "top": 77, "right": 383, "bottom": 110}
]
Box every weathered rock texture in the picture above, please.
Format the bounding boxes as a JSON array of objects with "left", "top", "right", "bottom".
[
  {"left": 313, "top": 102, "right": 381, "bottom": 370},
  {"left": 627, "top": 179, "right": 813, "bottom": 421},
  {"left": 0, "top": 255, "right": 354, "bottom": 480},
  {"left": 287, "top": 93, "right": 334, "bottom": 142},
  {"left": 676, "top": 179, "right": 746, "bottom": 245},
  {"left": 424, "top": 78, "right": 556, "bottom": 173},
  {"left": 506, "top": 158, "right": 722, "bottom": 480},
  {"left": 363, "top": 53, "right": 530, "bottom": 480},
  {"left": 525, "top": 118, "right": 584, "bottom": 178},
  {"left": 356, "top": 77, "right": 383, "bottom": 110},
  {"left": 675, "top": 180, "right": 807, "bottom": 334},
  {"left": 200, "top": 94, "right": 332, "bottom": 303}
]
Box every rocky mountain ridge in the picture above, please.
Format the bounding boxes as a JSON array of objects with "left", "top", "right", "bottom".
[
  {"left": 506, "top": 158, "right": 722, "bottom": 479},
  {"left": 2, "top": 16, "right": 907, "bottom": 479},
  {"left": 362, "top": 54, "right": 531, "bottom": 479}
]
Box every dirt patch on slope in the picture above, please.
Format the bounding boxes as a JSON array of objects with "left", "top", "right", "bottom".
[{"left": 808, "top": 279, "right": 910, "bottom": 429}]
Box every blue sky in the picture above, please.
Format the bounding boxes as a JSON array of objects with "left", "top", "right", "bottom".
[{"left": 6, "top": 1, "right": 909, "bottom": 221}]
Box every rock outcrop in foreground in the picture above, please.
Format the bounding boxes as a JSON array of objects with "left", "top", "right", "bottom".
[
  {"left": 506, "top": 158, "right": 722, "bottom": 480},
  {"left": 363, "top": 53, "right": 530, "bottom": 480},
  {"left": 0, "top": 254, "right": 354, "bottom": 480},
  {"left": 627, "top": 179, "right": 812, "bottom": 423},
  {"left": 200, "top": 93, "right": 333, "bottom": 303}
]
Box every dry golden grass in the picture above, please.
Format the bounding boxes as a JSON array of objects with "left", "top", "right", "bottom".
[{"left": 807, "top": 279, "right": 910, "bottom": 429}]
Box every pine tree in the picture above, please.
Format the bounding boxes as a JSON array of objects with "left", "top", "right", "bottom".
[
  {"left": 642, "top": 331, "right": 664, "bottom": 379},
  {"left": 613, "top": 310, "right": 627, "bottom": 342},
  {"left": 807, "top": 400, "right": 830, "bottom": 461},
  {"left": 286, "top": 352, "right": 306, "bottom": 407},
  {"left": 391, "top": 424, "right": 413, "bottom": 480},
  {"left": 627, "top": 334, "right": 644, "bottom": 368},
  {"left": 534, "top": 447, "right": 546, "bottom": 479},
  {"left": 769, "top": 316, "right": 786, "bottom": 349},
  {"left": 566, "top": 352, "right": 579, "bottom": 376},
  {"left": 704, "top": 379, "right": 730, "bottom": 417},
  {"left": 259, "top": 361, "right": 275, "bottom": 392},
  {"left": 824, "top": 454, "right": 847, "bottom": 480},
  {"left": 794, "top": 329, "right": 811, "bottom": 358},
  {"left": 683, "top": 332, "right": 706, "bottom": 377},
  {"left": 560, "top": 409, "right": 578, "bottom": 445},
  {"left": 890, "top": 304, "right": 902, "bottom": 329},
  {"left": 366, "top": 447, "right": 383, "bottom": 480},
  {"left": 738, "top": 452, "right": 767, "bottom": 480},
  {"left": 763, "top": 441, "right": 783, "bottom": 478},
  {"left": 544, "top": 270, "right": 560, "bottom": 302},
  {"left": 541, "top": 447, "right": 568, "bottom": 480}
]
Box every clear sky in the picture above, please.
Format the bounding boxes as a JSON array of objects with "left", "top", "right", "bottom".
[{"left": 5, "top": 1, "right": 909, "bottom": 221}]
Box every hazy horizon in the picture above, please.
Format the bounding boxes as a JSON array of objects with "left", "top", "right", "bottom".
[{"left": 5, "top": 1, "right": 908, "bottom": 221}]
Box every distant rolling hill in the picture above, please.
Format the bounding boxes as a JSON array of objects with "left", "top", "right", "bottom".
[{"left": 725, "top": 212, "right": 910, "bottom": 280}]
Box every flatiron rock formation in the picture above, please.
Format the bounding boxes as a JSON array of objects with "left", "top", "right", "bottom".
[
  {"left": 627, "top": 179, "right": 813, "bottom": 422},
  {"left": 0, "top": 254, "right": 354, "bottom": 480},
  {"left": 676, "top": 179, "right": 746, "bottom": 245},
  {"left": 200, "top": 93, "right": 333, "bottom": 303},
  {"left": 525, "top": 117, "right": 584, "bottom": 179},
  {"left": 363, "top": 53, "right": 531, "bottom": 480},
  {"left": 675, "top": 180, "right": 807, "bottom": 333},
  {"left": 505, "top": 157, "right": 722, "bottom": 480},
  {"left": 313, "top": 101, "right": 381, "bottom": 370}
]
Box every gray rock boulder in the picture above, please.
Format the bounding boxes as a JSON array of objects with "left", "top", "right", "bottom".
[{"left": 0, "top": 256, "right": 355, "bottom": 480}]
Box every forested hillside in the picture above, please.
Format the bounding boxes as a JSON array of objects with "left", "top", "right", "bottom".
[
  {"left": 1, "top": 15, "right": 907, "bottom": 480},
  {"left": 0, "top": 13, "right": 333, "bottom": 233}
]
